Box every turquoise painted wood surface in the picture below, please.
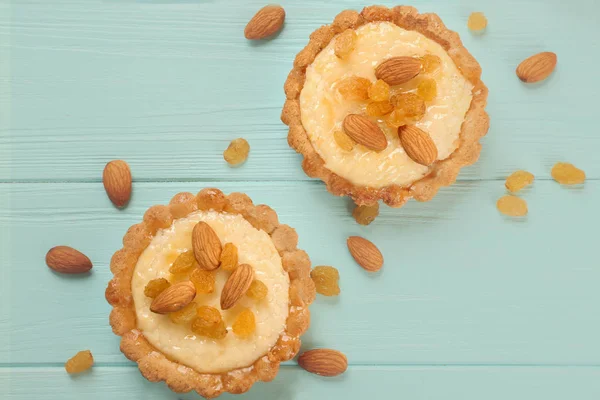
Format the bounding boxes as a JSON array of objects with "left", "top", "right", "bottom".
[{"left": 1, "top": 0, "right": 600, "bottom": 399}]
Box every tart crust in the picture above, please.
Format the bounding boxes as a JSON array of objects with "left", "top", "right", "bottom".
[
  {"left": 106, "top": 189, "right": 315, "bottom": 398},
  {"left": 282, "top": 6, "right": 490, "bottom": 207}
]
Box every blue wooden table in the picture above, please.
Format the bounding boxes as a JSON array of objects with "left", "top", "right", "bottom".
[{"left": 1, "top": 0, "right": 600, "bottom": 398}]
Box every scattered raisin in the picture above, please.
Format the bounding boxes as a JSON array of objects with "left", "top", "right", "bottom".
[
  {"left": 65, "top": 350, "right": 94, "bottom": 374},
  {"left": 223, "top": 138, "right": 250, "bottom": 166},
  {"left": 168, "top": 302, "right": 198, "bottom": 325},
  {"left": 368, "top": 79, "right": 391, "bottom": 102},
  {"left": 505, "top": 170, "right": 535, "bottom": 193},
  {"left": 420, "top": 54, "right": 442, "bottom": 75},
  {"left": 336, "top": 76, "right": 371, "bottom": 101},
  {"left": 385, "top": 109, "right": 408, "bottom": 128},
  {"left": 169, "top": 251, "right": 196, "bottom": 274},
  {"left": 352, "top": 203, "right": 380, "bottom": 225},
  {"left": 192, "top": 306, "right": 227, "bottom": 339},
  {"left": 468, "top": 12, "right": 488, "bottom": 31},
  {"left": 390, "top": 93, "right": 426, "bottom": 121},
  {"left": 144, "top": 278, "right": 171, "bottom": 298},
  {"left": 551, "top": 162, "right": 586, "bottom": 185},
  {"left": 417, "top": 79, "right": 437, "bottom": 102},
  {"left": 232, "top": 308, "right": 256, "bottom": 337},
  {"left": 190, "top": 268, "right": 215, "bottom": 294},
  {"left": 311, "top": 266, "right": 340, "bottom": 297},
  {"left": 366, "top": 101, "right": 394, "bottom": 117},
  {"left": 334, "top": 29, "right": 357, "bottom": 59},
  {"left": 247, "top": 279, "right": 268, "bottom": 300},
  {"left": 333, "top": 130, "right": 356, "bottom": 151},
  {"left": 220, "top": 242, "right": 239, "bottom": 272},
  {"left": 496, "top": 195, "right": 528, "bottom": 217}
]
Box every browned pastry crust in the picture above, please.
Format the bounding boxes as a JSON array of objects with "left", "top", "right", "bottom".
[
  {"left": 106, "top": 189, "right": 315, "bottom": 398},
  {"left": 282, "top": 5, "right": 490, "bottom": 207}
]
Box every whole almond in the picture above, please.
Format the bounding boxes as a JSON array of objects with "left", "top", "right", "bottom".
[
  {"left": 221, "top": 263, "right": 254, "bottom": 310},
  {"left": 103, "top": 160, "right": 132, "bottom": 208},
  {"left": 347, "top": 236, "right": 383, "bottom": 272},
  {"left": 46, "top": 246, "right": 93, "bottom": 274},
  {"left": 244, "top": 5, "right": 285, "bottom": 40},
  {"left": 375, "top": 57, "right": 422, "bottom": 86},
  {"left": 192, "top": 222, "right": 222, "bottom": 270},
  {"left": 398, "top": 125, "right": 438, "bottom": 166},
  {"left": 150, "top": 281, "right": 196, "bottom": 314},
  {"left": 298, "top": 349, "right": 348, "bottom": 377},
  {"left": 516, "top": 52, "right": 557, "bottom": 83},
  {"left": 343, "top": 114, "right": 387, "bottom": 151}
]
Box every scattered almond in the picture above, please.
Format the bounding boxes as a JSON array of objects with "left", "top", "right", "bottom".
[
  {"left": 192, "top": 222, "right": 222, "bottom": 271},
  {"left": 347, "top": 236, "right": 383, "bottom": 272},
  {"left": 221, "top": 263, "right": 254, "bottom": 310},
  {"left": 150, "top": 281, "right": 196, "bottom": 314},
  {"left": 516, "top": 52, "right": 557, "bottom": 83},
  {"left": 343, "top": 114, "right": 387, "bottom": 152},
  {"left": 375, "top": 57, "right": 422, "bottom": 86},
  {"left": 46, "top": 246, "right": 93, "bottom": 274},
  {"left": 398, "top": 125, "right": 438, "bottom": 166},
  {"left": 103, "top": 160, "right": 132, "bottom": 208},
  {"left": 244, "top": 5, "right": 285, "bottom": 40},
  {"left": 298, "top": 349, "right": 348, "bottom": 377}
]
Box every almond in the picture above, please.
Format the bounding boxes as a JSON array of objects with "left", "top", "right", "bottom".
[
  {"left": 398, "top": 125, "right": 438, "bottom": 166},
  {"left": 343, "top": 114, "right": 387, "bottom": 151},
  {"left": 347, "top": 236, "right": 383, "bottom": 272},
  {"left": 298, "top": 349, "right": 348, "bottom": 377},
  {"left": 150, "top": 281, "right": 196, "bottom": 314},
  {"left": 221, "top": 264, "right": 254, "bottom": 310},
  {"left": 192, "top": 222, "right": 222, "bottom": 270},
  {"left": 516, "top": 52, "right": 557, "bottom": 83},
  {"left": 46, "top": 246, "right": 93, "bottom": 274},
  {"left": 244, "top": 5, "right": 285, "bottom": 40},
  {"left": 103, "top": 160, "right": 132, "bottom": 208},
  {"left": 375, "top": 56, "right": 422, "bottom": 86}
]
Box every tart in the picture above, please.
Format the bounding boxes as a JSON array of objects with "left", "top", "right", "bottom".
[
  {"left": 282, "top": 5, "right": 490, "bottom": 207},
  {"left": 106, "top": 189, "right": 315, "bottom": 398}
]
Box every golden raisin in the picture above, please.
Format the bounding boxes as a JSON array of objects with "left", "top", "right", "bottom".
[
  {"left": 192, "top": 306, "right": 227, "bottom": 339},
  {"left": 390, "top": 93, "right": 426, "bottom": 120},
  {"left": 190, "top": 268, "right": 215, "bottom": 294},
  {"left": 334, "top": 29, "right": 357, "bottom": 59},
  {"left": 232, "top": 308, "right": 256, "bottom": 337},
  {"left": 223, "top": 138, "right": 250, "bottom": 166},
  {"left": 144, "top": 278, "right": 171, "bottom": 298},
  {"left": 368, "top": 79, "right": 391, "bottom": 102},
  {"left": 420, "top": 54, "right": 442, "bottom": 75},
  {"left": 496, "top": 195, "right": 528, "bottom": 217},
  {"left": 505, "top": 170, "right": 535, "bottom": 193},
  {"left": 336, "top": 76, "right": 371, "bottom": 101},
  {"left": 366, "top": 101, "right": 394, "bottom": 117},
  {"left": 417, "top": 79, "right": 438, "bottom": 102},
  {"left": 220, "top": 242, "right": 238, "bottom": 272},
  {"left": 65, "top": 350, "right": 94, "bottom": 374},
  {"left": 352, "top": 203, "right": 380, "bottom": 226},
  {"left": 247, "top": 279, "right": 268, "bottom": 300},
  {"left": 468, "top": 12, "right": 488, "bottom": 31},
  {"left": 311, "top": 266, "right": 340, "bottom": 297},
  {"left": 169, "top": 251, "right": 196, "bottom": 274},
  {"left": 386, "top": 109, "right": 408, "bottom": 128},
  {"left": 333, "top": 130, "right": 355, "bottom": 151},
  {"left": 551, "top": 162, "right": 586, "bottom": 185},
  {"left": 168, "top": 302, "right": 198, "bottom": 325}
]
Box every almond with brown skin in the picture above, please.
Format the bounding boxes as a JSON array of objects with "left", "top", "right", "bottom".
[
  {"left": 398, "top": 125, "right": 438, "bottom": 166},
  {"left": 516, "top": 52, "right": 557, "bottom": 83},
  {"left": 347, "top": 236, "right": 383, "bottom": 272},
  {"left": 298, "top": 349, "right": 348, "bottom": 377},
  {"left": 221, "top": 263, "right": 254, "bottom": 310},
  {"left": 150, "top": 281, "right": 196, "bottom": 314},
  {"left": 375, "top": 56, "right": 422, "bottom": 86},
  {"left": 192, "top": 222, "right": 222, "bottom": 270},
  {"left": 244, "top": 5, "right": 285, "bottom": 40},
  {"left": 103, "top": 160, "right": 132, "bottom": 208},
  {"left": 343, "top": 114, "right": 387, "bottom": 151},
  {"left": 46, "top": 246, "right": 93, "bottom": 274}
]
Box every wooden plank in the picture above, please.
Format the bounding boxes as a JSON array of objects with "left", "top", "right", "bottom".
[
  {"left": 1, "top": 181, "right": 598, "bottom": 365},
  {"left": 2, "top": 366, "right": 600, "bottom": 399},
  {"left": 1, "top": 0, "right": 599, "bottom": 181}
]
